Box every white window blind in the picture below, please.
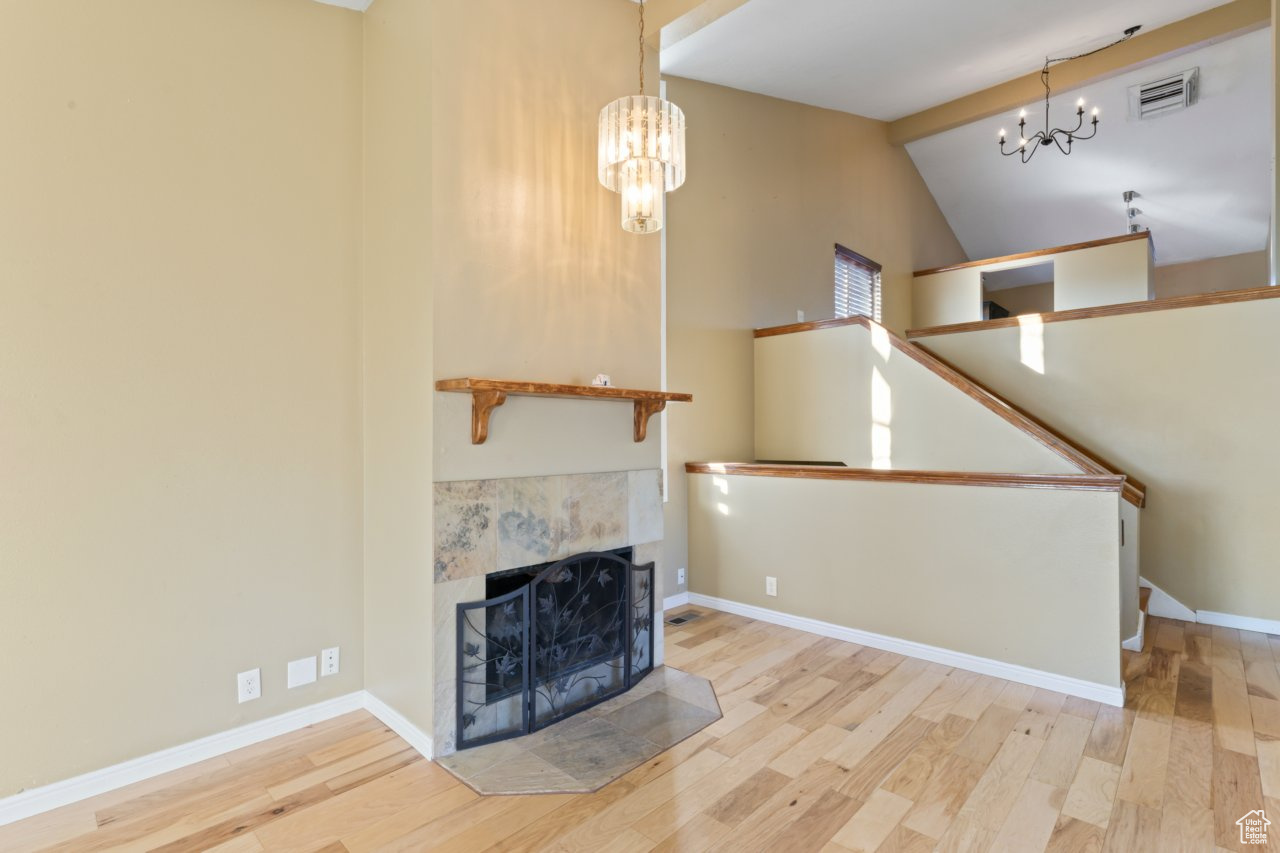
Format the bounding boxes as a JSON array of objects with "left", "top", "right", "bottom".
[{"left": 834, "top": 244, "right": 882, "bottom": 323}]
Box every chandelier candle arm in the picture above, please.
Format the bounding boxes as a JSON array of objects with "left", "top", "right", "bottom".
[{"left": 996, "top": 25, "right": 1139, "bottom": 164}]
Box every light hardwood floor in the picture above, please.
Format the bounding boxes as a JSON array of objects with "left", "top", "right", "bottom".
[{"left": 3, "top": 611, "right": 1278, "bottom": 852}]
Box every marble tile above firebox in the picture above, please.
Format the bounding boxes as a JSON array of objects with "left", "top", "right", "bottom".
[
  {"left": 434, "top": 469, "right": 663, "bottom": 583},
  {"left": 560, "top": 472, "right": 627, "bottom": 555},
  {"left": 434, "top": 479, "right": 497, "bottom": 583},
  {"left": 495, "top": 476, "right": 561, "bottom": 569},
  {"left": 437, "top": 666, "right": 720, "bottom": 795}
]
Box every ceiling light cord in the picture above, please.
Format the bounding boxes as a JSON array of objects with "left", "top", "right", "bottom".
[
  {"left": 998, "top": 25, "right": 1141, "bottom": 163},
  {"left": 1037, "top": 26, "right": 1141, "bottom": 139},
  {"left": 638, "top": 0, "right": 645, "bottom": 96}
]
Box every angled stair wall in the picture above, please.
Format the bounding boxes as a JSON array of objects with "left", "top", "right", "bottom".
[
  {"left": 909, "top": 287, "right": 1280, "bottom": 627},
  {"left": 684, "top": 314, "right": 1144, "bottom": 704}
]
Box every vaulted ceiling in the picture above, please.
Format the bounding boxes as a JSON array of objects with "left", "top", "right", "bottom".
[
  {"left": 660, "top": 0, "right": 1272, "bottom": 268},
  {"left": 906, "top": 29, "right": 1272, "bottom": 266},
  {"left": 660, "top": 0, "right": 1240, "bottom": 120}
]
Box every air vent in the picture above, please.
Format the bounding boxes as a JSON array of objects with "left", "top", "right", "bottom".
[{"left": 1128, "top": 68, "right": 1199, "bottom": 119}]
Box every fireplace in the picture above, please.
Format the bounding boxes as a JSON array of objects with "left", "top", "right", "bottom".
[
  {"left": 455, "top": 549, "right": 654, "bottom": 750},
  {"left": 432, "top": 469, "right": 665, "bottom": 755}
]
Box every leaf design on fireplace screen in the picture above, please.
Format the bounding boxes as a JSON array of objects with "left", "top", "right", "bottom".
[{"left": 455, "top": 549, "right": 655, "bottom": 750}]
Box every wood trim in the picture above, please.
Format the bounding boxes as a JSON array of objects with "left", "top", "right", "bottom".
[
  {"left": 435, "top": 378, "right": 692, "bottom": 402},
  {"left": 685, "top": 463, "right": 1126, "bottom": 494},
  {"left": 751, "top": 315, "right": 1146, "bottom": 506},
  {"left": 906, "top": 285, "right": 1280, "bottom": 339},
  {"left": 435, "top": 378, "right": 692, "bottom": 445},
  {"left": 913, "top": 232, "right": 1150, "bottom": 277},
  {"left": 835, "top": 244, "right": 882, "bottom": 272},
  {"left": 754, "top": 316, "right": 867, "bottom": 338}
]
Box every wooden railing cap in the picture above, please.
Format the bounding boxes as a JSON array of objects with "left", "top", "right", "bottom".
[
  {"left": 686, "top": 462, "right": 1127, "bottom": 494},
  {"left": 913, "top": 232, "right": 1151, "bottom": 278}
]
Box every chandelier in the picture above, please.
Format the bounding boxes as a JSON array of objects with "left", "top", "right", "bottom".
[
  {"left": 598, "top": 0, "right": 686, "bottom": 233},
  {"left": 999, "top": 25, "right": 1141, "bottom": 164}
]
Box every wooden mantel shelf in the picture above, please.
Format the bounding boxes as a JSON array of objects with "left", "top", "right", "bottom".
[{"left": 435, "top": 378, "right": 693, "bottom": 445}]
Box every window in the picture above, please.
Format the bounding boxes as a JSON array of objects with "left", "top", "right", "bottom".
[{"left": 834, "top": 244, "right": 882, "bottom": 323}]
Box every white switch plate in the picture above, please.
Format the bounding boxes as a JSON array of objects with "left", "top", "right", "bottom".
[
  {"left": 320, "top": 646, "right": 340, "bottom": 677},
  {"left": 797, "top": 309, "right": 805, "bottom": 322},
  {"left": 287, "top": 656, "right": 317, "bottom": 689},
  {"left": 677, "top": 567, "right": 687, "bottom": 586},
  {"left": 237, "top": 668, "right": 261, "bottom": 703},
  {"left": 765, "top": 576, "right": 778, "bottom": 597}
]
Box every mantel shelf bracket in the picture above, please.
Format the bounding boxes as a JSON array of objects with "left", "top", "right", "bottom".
[
  {"left": 470, "top": 390, "right": 507, "bottom": 445},
  {"left": 632, "top": 399, "right": 666, "bottom": 443}
]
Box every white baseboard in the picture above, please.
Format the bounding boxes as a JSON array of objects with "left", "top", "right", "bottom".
[
  {"left": 663, "top": 591, "right": 690, "bottom": 611},
  {"left": 1196, "top": 610, "right": 1280, "bottom": 635},
  {"left": 688, "top": 594, "right": 1125, "bottom": 708},
  {"left": 0, "top": 691, "right": 431, "bottom": 828},
  {"left": 362, "top": 692, "right": 434, "bottom": 761},
  {"left": 1139, "top": 577, "right": 1196, "bottom": 622},
  {"left": 1138, "top": 578, "right": 1280, "bottom": 633}
]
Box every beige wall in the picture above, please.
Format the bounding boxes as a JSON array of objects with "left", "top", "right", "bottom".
[
  {"left": 688, "top": 474, "right": 1122, "bottom": 690},
  {"left": 977, "top": 250, "right": 1268, "bottom": 318},
  {"left": 1053, "top": 238, "right": 1153, "bottom": 311},
  {"left": 912, "top": 269, "right": 983, "bottom": 328},
  {"left": 663, "top": 77, "right": 966, "bottom": 598},
  {"left": 754, "top": 324, "right": 1077, "bottom": 473},
  {"left": 431, "top": 0, "right": 663, "bottom": 484},
  {"left": 921, "top": 297, "right": 1280, "bottom": 620},
  {"left": 0, "top": 0, "right": 365, "bottom": 796},
  {"left": 915, "top": 237, "right": 1152, "bottom": 327},
  {"left": 986, "top": 282, "right": 1054, "bottom": 316},
  {"left": 1153, "top": 250, "right": 1270, "bottom": 299},
  {"left": 362, "top": 0, "right": 435, "bottom": 740}
]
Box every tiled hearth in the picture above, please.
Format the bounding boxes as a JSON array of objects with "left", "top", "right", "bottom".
[
  {"left": 433, "top": 469, "right": 666, "bottom": 756},
  {"left": 438, "top": 666, "right": 720, "bottom": 794}
]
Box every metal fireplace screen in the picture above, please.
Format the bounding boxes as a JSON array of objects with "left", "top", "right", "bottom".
[{"left": 456, "top": 550, "right": 654, "bottom": 750}]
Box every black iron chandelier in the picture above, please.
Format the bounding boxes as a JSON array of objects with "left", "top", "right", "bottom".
[{"left": 999, "top": 25, "right": 1141, "bottom": 164}]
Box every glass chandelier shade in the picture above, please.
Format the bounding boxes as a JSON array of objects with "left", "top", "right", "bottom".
[{"left": 598, "top": 95, "right": 686, "bottom": 233}]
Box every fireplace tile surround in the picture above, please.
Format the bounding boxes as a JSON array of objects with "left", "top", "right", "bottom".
[{"left": 432, "top": 468, "right": 665, "bottom": 755}]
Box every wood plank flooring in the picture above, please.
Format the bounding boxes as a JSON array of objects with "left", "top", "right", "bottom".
[{"left": 3, "top": 612, "right": 1278, "bottom": 852}]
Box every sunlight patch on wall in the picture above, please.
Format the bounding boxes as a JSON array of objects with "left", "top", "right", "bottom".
[
  {"left": 869, "top": 322, "right": 892, "bottom": 361},
  {"left": 871, "top": 366, "right": 893, "bottom": 468},
  {"left": 1019, "top": 313, "right": 1045, "bottom": 374}
]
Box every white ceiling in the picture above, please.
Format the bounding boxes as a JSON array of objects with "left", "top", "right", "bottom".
[
  {"left": 906, "top": 29, "right": 1273, "bottom": 268},
  {"left": 661, "top": 0, "right": 1238, "bottom": 121}
]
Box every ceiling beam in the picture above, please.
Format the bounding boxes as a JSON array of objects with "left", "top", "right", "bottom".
[
  {"left": 644, "top": 0, "right": 753, "bottom": 50},
  {"left": 311, "top": 0, "right": 374, "bottom": 10},
  {"left": 887, "top": 0, "right": 1270, "bottom": 146}
]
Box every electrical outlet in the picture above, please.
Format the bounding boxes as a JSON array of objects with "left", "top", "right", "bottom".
[
  {"left": 765, "top": 576, "right": 778, "bottom": 597},
  {"left": 796, "top": 309, "right": 805, "bottom": 323},
  {"left": 287, "top": 656, "right": 317, "bottom": 689},
  {"left": 321, "top": 647, "right": 340, "bottom": 677},
  {"left": 677, "top": 567, "right": 687, "bottom": 586},
  {"left": 237, "top": 668, "right": 261, "bottom": 703}
]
